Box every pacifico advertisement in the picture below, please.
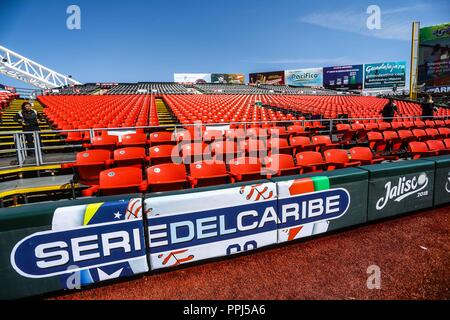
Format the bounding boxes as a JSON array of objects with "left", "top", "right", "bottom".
[
  {"left": 285, "top": 68, "right": 323, "bottom": 87},
  {"left": 418, "top": 22, "right": 450, "bottom": 94},
  {"left": 363, "top": 61, "right": 406, "bottom": 89},
  {"left": 323, "top": 65, "right": 363, "bottom": 90}
]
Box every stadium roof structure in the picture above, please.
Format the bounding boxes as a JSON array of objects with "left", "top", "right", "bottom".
[{"left": 0, "top": 45, "right": 82, "bottom": 89}]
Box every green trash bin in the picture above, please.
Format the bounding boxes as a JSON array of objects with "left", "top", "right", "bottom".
[
  {"left": 360, "top": 160, "right": 435, "bottom": 222},
  {"left": 422, "top": 155, "right": 450, "bottom": 206},
  {"left": 271, "top": 168, "right": 368, "bottom": 242}
]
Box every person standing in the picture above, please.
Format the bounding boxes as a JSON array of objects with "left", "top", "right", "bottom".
[
  {"left": 13, "top": 101, "right": 44, "bottom": 154},
  {"left": 379, "top": 98, "right": 399, "bottom": 123},
  {"left": 421, "top": 95, "right": 438, "bottom": 119}
]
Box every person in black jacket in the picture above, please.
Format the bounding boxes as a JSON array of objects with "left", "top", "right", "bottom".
[
  {"left": 379, "top": 98, "right": 399, "bottom": 123},
  {"left": 13, "top": 102, "right": 44, "bottom": 153},
  {"left": 421, "top": 95, "right": 438, "bottom": 119}
]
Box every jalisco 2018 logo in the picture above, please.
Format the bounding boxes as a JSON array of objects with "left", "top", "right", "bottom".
[
  {"left": 376, "top": 173, "right": 429, "bottom": 211},
  {"left": 11, "top": 188, "right": 350, "bottom": 278}
]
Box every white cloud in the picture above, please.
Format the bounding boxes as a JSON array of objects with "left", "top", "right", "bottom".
[{"left": 298, "top": 4, "right": 430, "bottom": 41}]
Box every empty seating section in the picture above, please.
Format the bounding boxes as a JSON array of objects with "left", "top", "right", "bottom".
[
  {"left": 31, "top": 89, "right": 450, "bottom": 198},
  {"left": 38, "top": 94, "right": 157, "bottom": 130},
  {"left": 60, "top": 112, "right": 450, "bottom": 196},
  {"left": 163, "top": 94, "right": 299, "bottom": 124}
]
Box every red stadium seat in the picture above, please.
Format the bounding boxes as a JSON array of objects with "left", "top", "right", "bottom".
[
  {"left": 149, "top": 145, "right": 179, "bottom": 165},
  {"left": 228, "top": 157, "right": 263, "bottom": 182},
  {"left": 62, "top": 150, "right": 112, "bottom": 185},
  {"left": 287, "top": 125, "right": 308, "bottom": 136},
  {"left": 426, "top": 140, "right": 450, "bottom": 155},
  {"left": 295, "top": 151, "right": 328, "bottom": 173},
  {"left": 323, "top": 149, "right": 361, "bottom": 170},
  {"left": 147, "top": 163, "right": 188, "bottom": 192},
  {"left": 188, "top": 161, "right": 229, "bottom": 187},
  {"left": 83, "top": 135, "right": 119, "bottom": 151},
  {"left": 207, "top": 140, "right": 240, "bottom": 161},
  {"left": 269, "top": 126, "right": 289, "bottom": 138},
  {"left": 438, "top": 127, "right": 450, "bottom": 138},
  {"left": 263, "top": 154, "right": 301, "bottom": 177},
  {"left": 180, "top": 143, "right": 208, "bottom": 163},
  {"left": 113, "top": 147, "right": 149, "bottom": 169},
  {"left": 120, "top": 133, "right": 149, "bottom": 148},
  {"left": 82, "top": 167, "right": 147, "bottom": 196},
  {"left": 289, "top": 136, "right": 315, "bottom": 154},
  {"left": 336, "top": 124, "right": 356, "bottom": 145},
  {"left": 412, "top": 129, "right": 428, "bottom": 141},
  {"left": 408, "top": 142, "right": 439, "bottom": 159},
  {"left": 267, "top": 138, "right": 294, "bottom": 155},
  {"left": 240, "top": 139, "right": 268, "bottom": 157},
  {"left": 367, "top": 131, "right": 386, "bottom": 155},
  {"left": 349, "top": 147, "right": 384, "bottom": 165},
  {"left": 425, "top": 128, "right": 439, "bottom": 140},
  {"left": 203, "top": 130, "right": 224, "bottom": 142},
  {"left": 149, "top": 131, "right": 176, "bottom": 146},
  {"left": 311, "top": 135, "right": 340, "bottom": 152}
]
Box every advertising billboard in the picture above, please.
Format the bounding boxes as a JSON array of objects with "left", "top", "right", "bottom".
[
  {"left": 418, "top": 22, "right": 450, "bottom": 94},
  {"left": 323, "top": 65, "right": 363, "bottom": 90},
  {"left": 285, "top": 68, "right": 323, "bottom": 87},
  {"left": 364, "top": 61, "right": 406, "bottom": 89},
  {"left": 211, "top": 74, "right": 245, "bottom": 84},
  {"left": 174, "top": 73, "right": 211, "bottom": 84},
  {"left": 249, "top": 71, "right": 285, "bottom": 85}
]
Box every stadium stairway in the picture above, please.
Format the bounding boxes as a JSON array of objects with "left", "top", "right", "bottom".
[{"left": 155, "top": 98, "right": 178, "bottom": 130}]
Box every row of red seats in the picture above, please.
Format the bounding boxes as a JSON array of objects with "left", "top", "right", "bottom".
[
  {"left": 408, "top": 140, "right": 450, "bottom": 159},
  {"left": 66, "top": 146, "right": 385, "bottom": 197},
  {"left": 38, "top": 94, "right": 157, "bottom": 130}
]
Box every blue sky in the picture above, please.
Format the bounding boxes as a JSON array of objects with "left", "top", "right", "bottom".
[{"left": 0, "top": 0, "right": 449, "bottom": 89}]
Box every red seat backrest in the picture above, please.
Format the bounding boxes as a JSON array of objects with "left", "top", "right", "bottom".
[
  {"left": 99, "top": 167, "right": 143, "bottom": 188},
  {"left": 147, "top": 163, "right": 187, "bottom": 183},
  {"left": 324, "top": 149, "right": 350, "bottom": 164},
  {"left": 76, "top": 150, "right": 111, "bottom": 164},
  {"left": 189, "top": 161, "right": 227, "bottom": 178},
  {"left": 113, "top": 147, "right": 146, "bottom": 161},
  {"left": 350, "top": 147, "right": 374, "bottom": 161},
  {"left": 229, "top": 157, "right": 262, "bottom": 174},
  {"left": 296, "top": 151, "right": 324, "bottom": 165}
]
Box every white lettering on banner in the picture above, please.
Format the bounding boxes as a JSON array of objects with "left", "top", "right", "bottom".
[
  {"left": 35, "top": 242, "right": 70, "bottom": 269},
  {"left": 376, "top": 173, "right": 429, "bottom": 210},
  {"left": 237, "top": 211, "right": 259, "bottom": 231},
  {"left": 148, "top": 224, "right": 168, "bottom": 247},
  {"left": 196, "top": 217, "right": 218, "bottom": 239},
  {"left": 101, "top": 231, "right": 131, "bottom": 257},
  {"left": 71, "top": 235, "right": 100, "bottom": 262},
  {"left": 171, "top": 221, "right": 195, "bottom": 244}
]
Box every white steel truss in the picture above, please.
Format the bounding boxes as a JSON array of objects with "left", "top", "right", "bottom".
[{"left": 0, "top": 45, "right": 82, "bottom": 89}]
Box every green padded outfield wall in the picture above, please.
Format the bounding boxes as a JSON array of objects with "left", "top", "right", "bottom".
[
  {"left": 422, "top": 155, "right": 450, "bottom": 206},
  {"left": 360, "top": 160, "right": 435, "bottom": 222},
  {"left": 0, "top": 194, "right": 148, "bottom": 300}
]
